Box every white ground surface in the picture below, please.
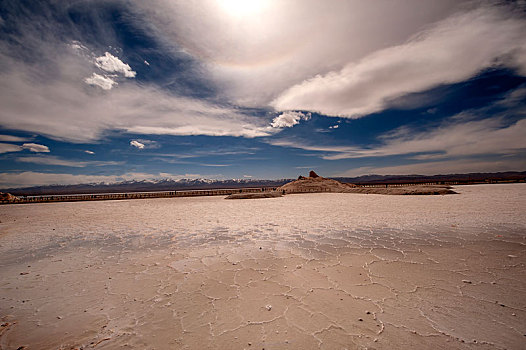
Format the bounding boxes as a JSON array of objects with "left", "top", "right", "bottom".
[{"left": 0, "top": 184, "right": 525, "bottom": 349}]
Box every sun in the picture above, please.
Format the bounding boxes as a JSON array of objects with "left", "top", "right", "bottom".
[{"left": 216, "top": 0, "right": 269, "bottom": 18}]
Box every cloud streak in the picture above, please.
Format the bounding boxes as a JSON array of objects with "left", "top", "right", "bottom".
[
  {"left": 22, "top": 143, "right": 50, "bottom": 153},
  {"left": 0, "top": 135, "right": 31, "bottom": 142},
  {"left": 335, "top": 158, "right": 526, "bottom": 177},
  {"left": 269, "top": 115, "right": 526, "bottom": 161},
  {"left": 0, "top": 142, "right": 50, "bottom": 153},
  {"left": 132, "top": 0, "right": 466, "bottom": 107},
  {"left": 15, "top": 155, "right": 122, "bottom": 168},
  {"left": 0, "top": 143, "right": 23, "bottom": 154},
  {"left": 272, "top": 6, "right": 526, "bottom": 117}
]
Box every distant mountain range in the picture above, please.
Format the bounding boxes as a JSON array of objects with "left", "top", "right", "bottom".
[
  {"left": 2, "top": 171, "right": 525, "bottom": 196},
  {"left": 334, "top": 171, "right": 526, "bottom": 185}
]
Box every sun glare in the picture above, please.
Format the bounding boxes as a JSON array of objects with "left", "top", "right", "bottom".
[{"left": 217, "top": 0, "right": 268, "bottom": 18}]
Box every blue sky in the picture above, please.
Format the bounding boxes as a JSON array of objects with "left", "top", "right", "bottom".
[{"left": 0, "top": 0, "right": 525, "bottom": 187}]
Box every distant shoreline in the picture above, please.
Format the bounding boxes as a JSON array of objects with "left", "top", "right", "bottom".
[
  {"left": 2, "top": 181, "right": 525, "bottom": 204},
  {"left": 1, "top": 171, "right": 524, "bottom": 196}
]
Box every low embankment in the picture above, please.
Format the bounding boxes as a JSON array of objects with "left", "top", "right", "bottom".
[{"left": 1, "top": 187, "right": 278, "bottom": 204}]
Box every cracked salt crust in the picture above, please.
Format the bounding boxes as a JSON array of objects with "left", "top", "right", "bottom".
[{"left": 0, "top": 184, "right": 525, "bottom": 349}]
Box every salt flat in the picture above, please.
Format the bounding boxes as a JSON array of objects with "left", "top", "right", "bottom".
[{"left": 0, "top": 184, "right": 525, "bottom": 349}]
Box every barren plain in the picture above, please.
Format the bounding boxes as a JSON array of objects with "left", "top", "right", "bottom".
[{"left": 0, "top": 184, "right": 525, "bottom": 349}]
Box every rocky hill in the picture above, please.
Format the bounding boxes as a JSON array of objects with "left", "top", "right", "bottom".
[
  {"left": 279, "top": 171, "right": 456, "bottom": 195},
  {"left": 0, "top": 192, "right": 19, "bottom": 202},
  {"left": 278, "top": 171, "right": 355, "bottom": 193}
]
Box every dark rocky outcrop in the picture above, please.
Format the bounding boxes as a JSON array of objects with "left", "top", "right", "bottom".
[{"left": 0, "top": 192, "right": 19, "bottom": 202}]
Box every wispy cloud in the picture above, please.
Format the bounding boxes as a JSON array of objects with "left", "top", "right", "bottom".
[
  {"left": 295, "top": 166, "right": 317, "bottom": 169},
  {"left": 0, "top": 72, "right": 276, "bottom": 141},
  {"left": 94, "top": 52, "right": 136, "bottom": 78},
  {"left": 152, "top": 157, "right": 231, "bottom": 167},
  {"left": 0, "top": 135, "right": 31, "bottom": 142},
  {"left": 0, "top": 143, "right": 23, "bottom": 154},
  {"left": 272, "top": 6, "right": 526, "bottom": 117},
  {"left": 1, "top": 142, "right": 50, "bottom": 154},
  {"left": 84, "top": 73, "right": 117, "bottom": 90},
  {"left": 335, "top": 157, "right": 526, "bottom": 177},
  {"left": 267, "top": 139, "right": 355, "bottom": 155},
  {"left": 0, "top": 9, "right": 277, "bottom": 143},
  {"left": 15, "top": 155, "right": 122, "bottom": 168},
  {"left": 21, "top": 143, "right": 50, "bottom": 153},
  {"left": 148, "top": 148, "right": 259, "bottom": 159},
  {"left": 269, "top": 115, "right": 526, "bottom": 161},
  {"left": 1, "top": 1, "right": 524, "bottom": 183},
  {"left": 134, "top": 0, "right": 468, "bottom": 107},
  {"left": 199, "top": 163, "right": 231, "bottom": 167}
]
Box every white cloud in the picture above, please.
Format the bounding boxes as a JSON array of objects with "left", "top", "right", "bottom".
[
  {"left": 199, "top": 163, "right": 230, "bottom": 167},
  {"left": 2, "top": 1, "right": 524, "bottom": 149},
  {"left": 0, "top": 31, "right": 277, "bottom": 142},
  {"left": 17, "top": 156, "right": 85, "bottom": 167},
  {"left": 0, "top": 134, "right": 31, "bottom": 142},
  {"left": 95, "top": 52, "right": 136, "bottom": 78},
  {"left": 83, "top": 52, "right": 136, "bottom": 90},
  {"left": 85, "top": 150, "right": 95, "bottom": 154},
  {"left": 268, "top": 139, "right": 353, "bottom": 154},
  {"left": 270, "top": 111, "right": 310, "bottom": 128},
  {"left": 21, "top": 143, "right": 50, "bottom": 153},
  {"left": 335, "top": 158, "right": 526, "bottom": 177},
  {"left": 0, "top": 171, "right": 220, "bottom": 188},
  {"left": 0, "top": 142, "right": 49, "bottom": 154},
  {"left": 130, "top": 140, "right": 145, "bottom": 149},
  {"left": 269, "top": 116, "right": 526, "bottom": 161},
  {"left": 0, "top": 143, "right": 23, "bottom": 154},
  {"left": 132, "top": 139, "right": 160, "bottom": 149},
  {"left": 0, "top": 5, "right": 280, "bottom": 143},
  {"left": 84, "top": 73, "right": 117, "bottom": 90},
  {"left": 329, "top": 125, "right": 339, "bottom": 129},
  {"left": 332, "top": 117, "right": 526, "bottom": 160},
  {"left": 132, "top": 0, "right": 466, "bottom": 107},
  {"left": 0, "top": 69, "right": 276, "bottom": 142},
  {"left": 15, "top": 155, "right": 121, "bottom": 168},
  {"left": 272, "top": 6, "right": 526, "bottom": 117}
]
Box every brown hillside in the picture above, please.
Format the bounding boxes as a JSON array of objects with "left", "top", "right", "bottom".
[
  {"left": 279, "top": 172, "right": 457, "bottom": 195},
  {"left": 278, "top": 173, "right": 355, "bottom": 193},
  {"left": 0, "top": 192, "right": 19, "bottom": 202}
]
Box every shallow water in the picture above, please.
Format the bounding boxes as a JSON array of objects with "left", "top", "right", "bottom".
[{"left": 0, "top": 184, "right": 525, "bottom": 349}]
